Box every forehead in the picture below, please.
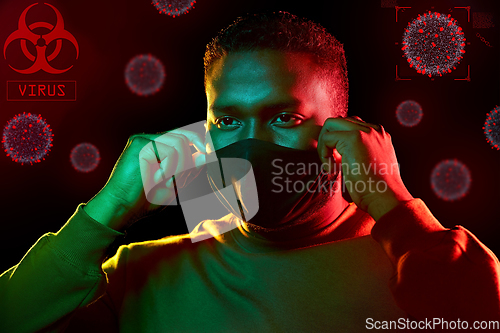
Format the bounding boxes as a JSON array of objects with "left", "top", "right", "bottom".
[{"left": 206, "top": 50, "right": 324, "bottom": 109}]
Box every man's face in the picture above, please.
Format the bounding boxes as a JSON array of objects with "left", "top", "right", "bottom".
[{"left": 205, "top": 49, "right": 338, "bottom": 151}]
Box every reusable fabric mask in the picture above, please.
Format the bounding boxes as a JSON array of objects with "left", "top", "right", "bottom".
[{"left": 206, "top": 139, "right": 341, "bottom": 228}]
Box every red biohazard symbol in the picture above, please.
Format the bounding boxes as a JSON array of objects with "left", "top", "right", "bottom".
[{"left": 3, "top": 3, "right": 79, "bottom": 74}]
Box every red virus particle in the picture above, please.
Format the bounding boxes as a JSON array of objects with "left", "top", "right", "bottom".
[
  {"left": 125, "top": 54, "right": 166, "bottom": 97},
  {"left": 396, "top": 100, "right": 423, "bottom": 127},
  {"left": 152, "top": 0, "right": 196, "bottom": 17},
  {"left": 402, "top": 12, "right": 466, "bottom": 77},
  {"left": 70, "top": 142, "right": 101, "bottom": 173},
  {"left": 430, "top": 159, "right": 471, "bottom": 202},
  {"left": 2, "top": 113, "right": 53, "bottom": 165},
  {"left": 483, "top": 106, "right": 500, "bottom": 150}
]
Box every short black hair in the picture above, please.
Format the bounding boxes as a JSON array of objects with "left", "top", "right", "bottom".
[{"left": 204, "top": 11, "right": 348, "bottom": 116}]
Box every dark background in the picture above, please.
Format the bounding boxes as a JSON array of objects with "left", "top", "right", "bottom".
[{"left": 0, "top": 0, "right": 499, "bottom": 272}]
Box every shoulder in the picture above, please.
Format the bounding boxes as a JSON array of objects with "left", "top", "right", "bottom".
[{"left": 103, "top": 214, "right": 236, "bottom": 271}]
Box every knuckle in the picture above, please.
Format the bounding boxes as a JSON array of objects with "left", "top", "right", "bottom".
[
  {"left": 154, "top": 131, "right": 171, "bottom": 142},
  {"left": 171, "top": 128, "right": 193, "bottom": 135},
  {"left": 170, "top": 129, "right": 195, "bottom": 142},
  {"left": 172, "top": 132, "right": 189, "bottom": 144},
  {"left": 129, "top": 134, "right": 148, "bottom": 148},
  {"left": 156, "top": 144, "right": 174, "bottom": 161},
  {"left": 325, "top": 117, "right": 338, "bottom": 124},
  {"left": 159, "top": 132, "right": 188, "bottom": 147},
  {"left": 128, "top": 133, "right": 141, "bottom": 143},
  {"left": 382, "top": 126, "right": 390, "bottom": 136}
]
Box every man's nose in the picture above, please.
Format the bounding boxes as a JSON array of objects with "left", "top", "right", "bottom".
[{"left": 239, "top": 120, "right": 273, "bottom": 142}]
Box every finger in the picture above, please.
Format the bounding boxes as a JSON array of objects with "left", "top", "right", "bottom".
[
  {"left": 143, "top": 131, "right": 206, "bottom": 186},
  {"left": 171, "top": 151, "right": 206, "bottom": 188},
  {"left": 139, "top": 129, "right": 207, "bottom": 153},
  {"left": 317, "top": 127, "right": 341, "bottom": 174},
  {"left": 344, "top": 116, "right": 381, "bottom": 131},
  {"left": 138, "top": 139, "right": 174, "bottom": 198},
  {"left": 134, "top": 134, "right": 177, "bottom": 186},
  {"left": 155, "top": 143, "right": 177, "bottom": 184},
  {"left": 318, "top": 130, "right": 351, "bottom": 170},
  {"left": 138, "top": 138, "right": 158, "bottom": 189},
  {"left": 169, "top": 128, "right": 207, "bottom": 153},
  {"left": 318, "top": 117, "right": 381, "bottom": 163},
  {"left": 321, "top": 117, "right": 371, "bottom": 134},
  {"left": 318, "top": 129, "right": 335, "bottom": 160},
  {"left": 168, "top": 133, "right": 194, "bottom": 175},
  {"left": 316, "top": 143, "right": 339, "bottom": 173},
  {"left": 153, "top": 133, "right": 191, "bottom": 177},
  {"left": 145, "top": 137, "right": 184, "bottom": 185},
  {"left": 193, "top": 151, "right": 206, "bottom": 169},
  {"left": 318, "top": 118, "right": 355, "bottom": 160}
]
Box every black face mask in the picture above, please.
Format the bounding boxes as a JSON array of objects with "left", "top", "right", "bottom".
[{"left": 205, "top": 139, "right": 342, "bottom": 228}]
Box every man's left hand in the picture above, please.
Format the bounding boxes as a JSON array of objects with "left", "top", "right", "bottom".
[{"left": 317, "top": 116, "right": 413, "bottom": 221}]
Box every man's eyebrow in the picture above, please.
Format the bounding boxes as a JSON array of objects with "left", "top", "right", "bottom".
[
  {"left": 210, "top": 105, "right": 233, "bottom": 113},
  {"left": 210, "top": 100, "right": 302, "bottom": 114}
]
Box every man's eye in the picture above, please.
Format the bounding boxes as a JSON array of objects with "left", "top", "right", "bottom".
[
  {"left": 272, "top": 114, "right": 303, "bottom": 127},
  {"left": 215, "top": 116, "right": 240, "bottom": 129}
]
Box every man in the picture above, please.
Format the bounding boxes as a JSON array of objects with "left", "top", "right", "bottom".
[{"left": 1, "top": 11, "right": 499, "bottom": 333}]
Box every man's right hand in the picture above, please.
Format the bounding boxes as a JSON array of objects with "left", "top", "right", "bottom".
[{"left": 84, "top": 129, "right": 207, "bottom": 232}]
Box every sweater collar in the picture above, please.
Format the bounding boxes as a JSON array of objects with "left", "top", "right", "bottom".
[{"left": 228, "top": 201, "right": 375, "bottom": 254}]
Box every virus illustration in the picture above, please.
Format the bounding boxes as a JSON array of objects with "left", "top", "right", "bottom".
[
  {"left": 396, "top": 100, "right": 423, "bottom": 127},
  {"left": 152, "top": 0, "right": 196, "bottom": 17},
  {"left": 125, "top": 54, "right": 166, "bottom": 97},
  {"left": 2, "top": 113, "right": 53, "bottom": 165},
  {"left": 70, "top": 142, "right": 101, "bottom": 173},
  {"left": 402, "top": 11, "right": 466, "bottom": 77},
  {"left": 430, "top": 159, "right": 471, "bottom": 202},
  {"left": 483, "top": 106, "right": 500, "bottom": 150}
]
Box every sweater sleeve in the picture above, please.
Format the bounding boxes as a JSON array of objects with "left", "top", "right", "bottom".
[
  {"left": 371, "top": 198, "right": 500, "bottom": 325},
  {"left": 0, "top": 203, "right": 125, "bottom": 333}
]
